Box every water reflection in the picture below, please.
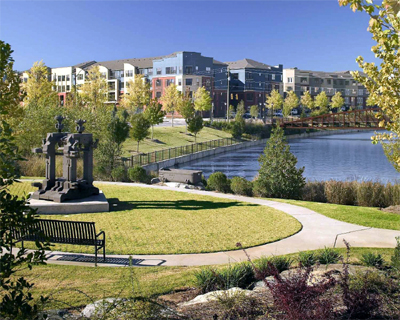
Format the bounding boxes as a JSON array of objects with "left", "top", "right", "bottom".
[{"left": 180, "top": 131, "right": 400, "bottom": 182}]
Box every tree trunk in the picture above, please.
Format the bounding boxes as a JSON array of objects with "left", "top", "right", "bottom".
[
  {"left": 151, "top": 125, "right": 154, "bottom": 140},
  {"left": 137, "top": 141, "right": 140, "bottom": 153},
  {"left": 171, "top": 113, "right": 174, "bottom": 127},
  {"left": 185, "top": 122, "right": 188, "bottom": 135}
]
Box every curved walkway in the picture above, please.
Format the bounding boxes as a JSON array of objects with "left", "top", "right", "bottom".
[{"left": 24, "top": 182, "right": 400, "bottom": 268}]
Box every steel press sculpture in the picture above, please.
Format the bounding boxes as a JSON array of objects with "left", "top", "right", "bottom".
[{"left": 31, "top": 116, "right": 99, "bottom": 202}]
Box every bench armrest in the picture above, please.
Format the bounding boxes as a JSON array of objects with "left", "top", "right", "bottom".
[{"left": 96, "top": 231, "right": 105, "bottom": 241}]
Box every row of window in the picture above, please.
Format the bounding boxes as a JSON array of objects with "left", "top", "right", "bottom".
[
  {"left": 54, "top": 85, "right": 70, "bottom": 92},
  {"left": 154, "top": 78, "right": 203, "bottom": 87},
  {"left": 299, "top": 86, "right": 366, "bottom": 95},
  {"left": 53, "top": 75, "right": 71, "bottom": 82},
  {"left": 288, "top": 77, "right": 359, "bottom": 86}
]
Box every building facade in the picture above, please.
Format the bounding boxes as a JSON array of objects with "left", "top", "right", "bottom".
[{"left": 283, "top": 68, "right": 369, "bottom": 109}]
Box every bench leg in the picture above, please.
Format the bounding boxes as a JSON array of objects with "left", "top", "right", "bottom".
[
  {"left": 103, "top": 245, "right": 106, "bottom": 262},
  {"left": 95, "top": 245, "right": 98, "bottom": 267},
  {"left": 21, "top": 240, "right": 24, "bottom": 251}
]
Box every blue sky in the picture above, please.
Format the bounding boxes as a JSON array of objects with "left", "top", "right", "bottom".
[{"left": 1, "top": 1, "right": 375, "bottom": 72}]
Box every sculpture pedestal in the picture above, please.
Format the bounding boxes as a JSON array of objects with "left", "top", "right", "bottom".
[{"left": 28, "top": 191, "right": 109, "bottom": 215}]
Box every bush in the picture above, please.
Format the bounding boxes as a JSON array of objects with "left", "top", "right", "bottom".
[
  {"left": 356, "top": 181, "right": 386, "bottom": 207},
  {"left": 254, "top": 256, "right": 292, "bottom": 277},
  {"left": 231, "top": 118, "right": 245, "bottom": 139},
  {"left": 391, "top": 236, "right": 400, "bottom": 271},
  {"left": 361, "top": 252, "right": 385, "bottom": 269},
  {"left": 318, "top": 247, "right": 341, "bottom": 264},
  {"left": 207, "top": 172, "right": 231, "bottom": 193},
  {"left": 230, "top": 176, "right": 253, "bottom": 196},
  {"left": 128, "top": 166, "right": 149, "bottom": 183},
  {"left": 324, "top": 180, "right": 356, "bottom": 205},
  {"left": 298, "top": 251, "right": 318, "bottom": 267},
  {"left": 194, "top": 262, "right": 256, "bottom": 293},
  {"left": 111, "top": 166, "right": 127, "bottom": 182},
  {"left": 302, "top": 181, "right": 327, "bottom": 203}
]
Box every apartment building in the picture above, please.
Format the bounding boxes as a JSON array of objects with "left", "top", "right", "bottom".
[{"left": 283, "top": 68, "right": 369, "bottom": 109}]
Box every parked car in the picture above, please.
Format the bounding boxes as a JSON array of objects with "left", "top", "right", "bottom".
[
  {"left": 243, "top": 112, "right": 252, "bottom": 119},
  {"left": 273, "top": 110, "right": 283, "bottom": 117},
  {"left": 291, "top": 108, "right": 299, "bottom": 115}
]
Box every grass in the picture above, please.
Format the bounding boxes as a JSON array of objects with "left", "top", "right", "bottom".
[
  {"left": 10, "top": 182, "right": 301, "bottom": 255},
  {"left": 122, "top": 126, "right": 232, "bottom": 155},
  {"left": 270, "top": 198, "right": 400, "bottom": 230},
  {"left": 10, "top": 247, "right": 395, "bottom": 310}
]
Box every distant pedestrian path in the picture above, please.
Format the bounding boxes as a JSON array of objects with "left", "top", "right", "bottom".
[{"left": 19, "top": 182, "right": 400, "bottom": 268}]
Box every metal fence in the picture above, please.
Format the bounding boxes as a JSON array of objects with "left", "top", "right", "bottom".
[{"left": 122, "top": 137, "right": 239, "bottom": 167}]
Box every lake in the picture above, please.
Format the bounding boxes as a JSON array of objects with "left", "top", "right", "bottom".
[{"left": 180, "top": 131, "right": 400, "bottom": 182}]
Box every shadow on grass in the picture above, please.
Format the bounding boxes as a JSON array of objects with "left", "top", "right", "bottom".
[{"left": 107, "top": 198, "right": 257, "bottom": 212}]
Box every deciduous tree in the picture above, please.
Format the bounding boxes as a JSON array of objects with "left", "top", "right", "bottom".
[
  {"left": 193, "top": 86, "right": 212, "bottom": 113},
  {"left": 160, "top": 84, "right": 181, "bottom": 127},
  {"left": 187, "top": 114, "right": 204, "bottom": 142},
  {"left": 330, "top": 91, "right": 345, "bottom": 112},
  {"left": 266, "top": 89, "right": 283, "bottom": 121},
  {"left": 144, "top": 98, "right": 166, "bottom": 140},
  {"left": 120, "top": 74, "right": 151, "bottom": 112},
  {"left": 300, "top": 91, "right": 315, "bottom": 113},
  {"left": 250, "top": 105, "right": 259, "bottom": 119},
  {"left": 130, "top": 113, "right": 150, "bottom": 152},
  {"left": 177, "top": 95, "right": 195, "bottom": 134},
  {"left": 314, "top": 91, "right": 329, "bottom": 115},
  {"left": 80, "top": 66, "right": 108, "bottom": 110},
  {"left": 283, "top": 91, "right": 299, "bottom": 117}
]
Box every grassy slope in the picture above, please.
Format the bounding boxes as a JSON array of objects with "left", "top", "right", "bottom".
[
  {"left": 122, "top": 126, "right": 232, "bottom": 155},
  {"left": 10, "top": 182, "right": 301, "bottom": 255},
  {"left": 16, "top": 247, "right": 395, "bottom": 309},
  {"left": 270, "top": 198, "right": 400, "bottom": 230}
]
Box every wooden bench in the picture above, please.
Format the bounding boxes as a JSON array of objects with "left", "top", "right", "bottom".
[{"left": 12, "top": 219, "right": 106, "bottom": 265}]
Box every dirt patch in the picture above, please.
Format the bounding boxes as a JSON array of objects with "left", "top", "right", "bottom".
[{"left": 382, "top": 205, "right": 400, "bottom": 214}]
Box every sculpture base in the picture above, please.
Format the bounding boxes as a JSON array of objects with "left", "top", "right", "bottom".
[{"left": 28, "top": 191, "right": 109, "bottom": 215}]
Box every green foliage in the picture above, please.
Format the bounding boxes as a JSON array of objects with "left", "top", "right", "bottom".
[
  {"left": 302, "top": 181, "right": 327, "bottom": 203},
  {"left": 250, "top": 105, "right": 259, "bottom": 119},
  {"left": 128, "top": 166, "right": 150, "bottom": 183},
  {"left": 318, "top": 247, "right": 341, "bottom": 264},
  {"left": 231, "top": 118, "right": 245, "bottom": 139},
  {"left": 79, "top": 66, "right": 108, "bottom": 110},
  {"left": 0, "top": 42, "right": 48, "bottom": 320},
  {"left": 160, "top": 84, "right": 181, "bottom": 127},
  {"left": 265, "top": 89, "right": 283, "bottom": 118},
  {"left": 298, "top": 251, "right": 318, "bottom": 267},
  {"left": 120, "top": 74, "right": 151, "bottom": 112},
  {"left": 283, "top": 91, "right": 299, "bottom": 117},
  {"left": 330, "top": 91, "right": 345, "bottom": 112},
  {"left": 187, "top": 114, "right": 204, "bottom": 142},
  {"left": 356, "top": 181, "right": 386, "bottom": 207},
  {"left": 361, "top": 252, "right": 385, "bottom": 269},
  {"left": 391, "top": 237, "right": 400, "bottom": 271},
  {"left": 236, "top": 100, "right": 245, "bottom": 117},
  {"left": 144, "top": 98, "right": 166, "bottom": 140},
  {"left": 300, "top": 91, "right": 314, "bottom": 112},
  {"left": 254, "top": 256, "right": 293, "bottom": 275},
  {"left": 193, "top": 86, "right": 212, "bottom": 112},
  {"left": 230, "top": 176, "right": 253, "bottom": 196},
  {"left": 176, "top": 95, "right": 195, "bottom": 134},
  {"left": 111, "top": 166, "right": 127, "bottom": 182},
  {"left": 314, "top": 91, "right": 329, "bottom": 115},
  {"left": 324, "top": 180, "right": 356, "bottom": 205},
  {"left": 207, "top": 172, "right": 231, "bottom": 193},
  {"left": 255, "top": 126, "right": 305, "bottom": 199},
  {"left": 130, "top": 113, "right": 150, "bottom": 152}
]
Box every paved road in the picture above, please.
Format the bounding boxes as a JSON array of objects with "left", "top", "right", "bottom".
[{"left": 16, "top": 182, "right": 400, "bottom": 268}]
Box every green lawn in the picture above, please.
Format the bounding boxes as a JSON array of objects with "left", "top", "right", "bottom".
[
  {"left": 10, "top": 182, "right": 301, "bottom": 255},
  {"left": 12, "top": 247, "right": 395, "bottom": 310},
  {"left": 122, "top": 126, "right": 232, "bottom": 155},
  {"left": 271, "top": 198, "right": 400, "bottom": 230}
]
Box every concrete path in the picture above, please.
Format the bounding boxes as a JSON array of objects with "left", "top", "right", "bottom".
[{"left": 19, "top": 182, "right": 400, "bottom": 268}]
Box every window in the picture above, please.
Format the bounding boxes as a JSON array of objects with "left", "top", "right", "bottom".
[
  {"left": 327, "top": 79, "right": 331, "bottom": 85},
  {"left": 345, "top": 89, "right": 350, "bottom": 95},
  {"left": 333, "top": 80, "right": 337, "bottom": 85},
  {"left": 61, "top": 86, "right": 65, "bottom": 92},
  {"left": 58, "top": 76, "right": 61, "bottom": 81},
  {"left": 120, "top": 82, "right": 124, "bottom": 89},
  {"left": 77, "top": 74, "right": 84, "bottom": 80},
  {"left": 178, "top": 79, "right": 182, "bottom": 86},
  {"left": 357, "top": 97, "right": 363, "bottom": 104},
  {"left": 166, "top": 67, "right": 177, "bottom": 74},
  {"left": 148, "top": 69, "right": 153, "bottom": 75},
  {"left": 345, "top": 97, "right": 349, "bottom": 104},
  {"left": 101, "top": 72, "right": 107, "bottom": 78},
  {"left": 246, "top": 72, "right": 253, "bottom": 80},
  {"left": 287, "top": 77, "right": 293, "bottom": 83},
  {"left": 206, "top": 67, "right": 211, "bottom": 72},
  {"left": 352, "top": 80, "right": 356, "bottom": 86},
  {"left": 66, "top": 75, "right": 70, "bottom": 81},
  {"left": 345, "top": 81, "right": 349, "bottom": 85},
  {"left": 246, "top": 93, "right": 253, "bottom": 101},
  {"left": 61, "top": 75, "right": 65, "bottom": 81},
  {"left": 156, "top": 79, "right": 162, "bottom": 87},
  {"left": 231, "top": 94, "right": 234, "bottom": 100},
  {"left": 166, "top": 79, "right": 175, "bottom": 86},
  {"left": 195, "top": 66, "right": 199, "bottom": 71},
  {"left": 156, "top": 92, "right": 162, "bottom": 98},
  {"left": 185, "top": 66, "right": 193, "bottom": 75},
  {"left": 196, "top": 78, "right": 200, "bottom": 85},
  {"left": 185, "top": 78, "right": 192, "bottom": 86},
  {"left": 272, "top": 74, "right": 275, "bottom": 80},
  {"left": 53, "top": 75, "right": 57, "bottom": 81},
  {"left": 205, "top": 79, "right": 211, "bottom": 86},
  {"left": 108, "top": 82, "right": 115, "bottom": 90},
  {"left": 352, "top": 89, "right": 357, "bottom": 94},
  {"left": 300, "top": 77, "right": 307, "bottom": 83},
  {"left": 259, "top": 82, "right": 261, "bottom": 87},
  {"left": 108, "top": 92, "right": 115, "bottom": 101},
  {"left": 358, "top": 89, "right": 364, "bottom": 96},
  {"left": 231, "top": 73, "right": 239, "bottom": 80},
  {"left": 66, "top": 85, "right": 70, "bottom": 91},
  {"left": 155, "top": 68, "right": 161, "bottom": 75},
  {"left": 314, "top": 87, "right": 319, "bottom": 93},
  {"left": 126, "top": 70, "right": 133, "bottom": 77}
]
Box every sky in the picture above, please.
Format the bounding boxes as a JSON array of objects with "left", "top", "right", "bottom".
[{"left": 0, "top": 0, "right": 376, "bottom": 72}]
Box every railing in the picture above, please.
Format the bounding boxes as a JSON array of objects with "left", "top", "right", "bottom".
[{"left": 121, "top": 137, "right": 240, "bottom": 167}]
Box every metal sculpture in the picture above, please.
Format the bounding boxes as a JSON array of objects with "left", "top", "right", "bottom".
[{"left": 31, "top": 116, "right": 99, "bottom": 203}]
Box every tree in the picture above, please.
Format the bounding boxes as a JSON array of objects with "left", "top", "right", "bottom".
[
  {"left": 300, "top": 91, "right": 315, "bottom": 113},
  {"left": 266, "top": 89, "right": 283, "bottom": 121},
  {"left": 339, "top": 0, "right": 400, "bottom": 171},
  {"left": 177, "top": 95, "right": 195, "bottom": 134},
  {"left": 0, "top": 41, "right": 49, "bottom": 319},
  {"left": 95, "top": 107, "right": 130, "bottom": 179},
  {"left": 254, "top": 126, "right": 305, "bottom": 199},
  {"left": 236, "top": 100, "right": 246, "bottom": 117},
  {"left": 21, "top": 60, "right": 58, "bottom": 106},
  {"left": 120, "top": 74, "right": 151, "bottom": 112},
  {"left": 250, "top": 105, "right": 259, "bottom": 119},
  {"left": 330, "top": 91, "right": 345, "bottom": 112},
  {"left": 130, "top": 113, "right": 150, "bottom": 152},
  {"left": 314, "top": 91, "right": 329, "bottom": 115},
  {"left": 80, "top": 66, "right": 108, "bottom": 110},
  {"left": 232, "top": 110, "right": 245, "bottom": 140},
  {"left": 283, "top": 91, "right": 299, "bottom": 117},
  {"left": 187, "top": 114, "right": 204, "bottom": 142},
  {"left": 193, "top": 86, "right": 212, "bottom": 114},
  {"left": 144, "top": 98, "right": 166, "bottom": 140},
  {"left": 160, "top": 84, "right": 181, "bottom": 127},
  {"left": 229, "top": 105, "right": 235, "bottom": 120}
]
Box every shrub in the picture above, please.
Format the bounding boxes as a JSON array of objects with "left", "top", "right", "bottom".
[
  {"left": 254, "top": 256, "right": 292, "bottom": 277},
  {"left": 128, "top": 166, "right": 149, "bottom": 183},
  {"left": 356, "top": 181, "right": 386, "bottom": 207},
  {"left": 111, "top": 166, "right": 126, "bottom": 182},
  {"left": 317, "top": 247, "right": 341, "bottom": 265},
  {"left": 302, "top": 181, "right": 327, "bottom": 203},
  {"left": 231, "top": 118, "right": 245, "bottom": 139},
  {"left": 391, "top": 236, "right": 400, "bottom": 271},
  {"left": 361, "top": 252, "right": 385, "bottom": 269},
  {"left": 230, "top": 176, "right": 253, "bottom": 196},
  {"left": 207, "top": 172, "right": 231, "bottom": 193},
  {"left": 383, "top": 183, "right": 400, "bottom": 207},
  {"left": 324, "top": 180, "right": 356, "bottom": 205},
  {"left": 298, "top": 251, "right": 318, "bottom": 267}
]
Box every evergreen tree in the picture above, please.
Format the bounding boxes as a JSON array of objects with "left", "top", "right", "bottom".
[{"left": 254, "top": 126, "right": 305, "bottom": 199}]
